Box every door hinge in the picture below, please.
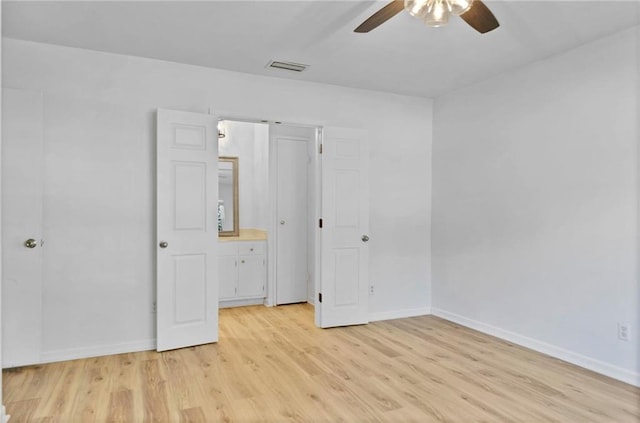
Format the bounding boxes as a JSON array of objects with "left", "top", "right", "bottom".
[
  {"left": 318, "top": 292, "right": 322, "bottom": 303},
  {"left": 319, "top": 143, "right": 323, "bottom": 154},
  {"left": 319, "top": 218, "right": 323, "bottom": 228}
]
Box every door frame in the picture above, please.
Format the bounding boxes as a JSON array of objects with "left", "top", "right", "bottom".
[{"left": 216, "top": 116, "right": 322, "bottom": 319}]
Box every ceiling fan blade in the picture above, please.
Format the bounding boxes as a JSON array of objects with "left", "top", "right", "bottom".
[
  {"left": 354, "top": 0, "right": 405, "bottom": 33},
  {"left": 460, "top": 0, "right": 499, "bottom": 34}
]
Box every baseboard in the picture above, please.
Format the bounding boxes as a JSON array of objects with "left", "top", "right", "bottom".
[
  {"left": 431, "top": 308, "right": 640, "bottom": 387},
  {"left": 369, "top": 307, "right": 431, "bottom": 322},
  {"left": 219, "top": 297, "right": 266, "bottom": 309},
  {"left": 40, "top": 339, "right": 156, "bottom": 365}
]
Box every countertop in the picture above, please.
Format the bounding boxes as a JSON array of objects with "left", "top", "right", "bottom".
[{"left": 219, "top": 228, "right": 267, "bottom": 242}]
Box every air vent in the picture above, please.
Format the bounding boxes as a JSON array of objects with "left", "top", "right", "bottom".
[{"left": 266, "top": 60, "right": 309, "bottom": 73}]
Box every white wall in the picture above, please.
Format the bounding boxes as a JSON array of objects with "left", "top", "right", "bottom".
[
  {"left": 253, "top": 124, "right": 270, "bottom": 230},
  {"left": 432, "top": 26, "right": 639, "bottom": 385},
  {"left": 218, "top": 120, "right": 269, "bottom": 230},
  {"left": 1, "top": 38, "right": 432, "bottom": 359}
]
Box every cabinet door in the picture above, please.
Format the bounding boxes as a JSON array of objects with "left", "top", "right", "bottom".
[
  {"left": 238, "top": 255, "right": 265, "bottom": 297},
  {"left": 218, "top": 255, "right": 238, "bottom": 300}
]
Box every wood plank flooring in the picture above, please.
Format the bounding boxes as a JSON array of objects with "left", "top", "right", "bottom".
[{"left": 3, "top": 304, "right": 639, "bottom": 422}]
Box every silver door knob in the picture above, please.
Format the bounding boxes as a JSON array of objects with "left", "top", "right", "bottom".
[
  {"left": 280, "top": 220, "right": 285, "bottom": 225},
  {"left": 24, "top": 238, "right": 37, "bottom": 248},
  {"left": 361, "top": 235, "right": 370, "bottom": 242},
  {"left": 159, "top": 241, "right": 168, "bottom": 248}
]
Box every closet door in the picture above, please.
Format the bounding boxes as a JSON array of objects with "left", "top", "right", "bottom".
[
  {"left": 1, "top": 88, "right": 44, "bottom": 367},
  {"left": 275, "top": 137, "right": 309, "bottom": 304}
]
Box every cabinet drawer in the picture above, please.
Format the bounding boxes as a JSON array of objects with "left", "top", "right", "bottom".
[
  {"left": 218, "top": 242, "right": 238, "bottom": 256},
  {"left": 238, "top": 242, "right": 266, "bottom": 256}
]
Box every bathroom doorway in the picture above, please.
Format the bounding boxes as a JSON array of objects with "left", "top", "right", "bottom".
[{"left": 217, "top": 119, "right": 320, "bottom": 313}]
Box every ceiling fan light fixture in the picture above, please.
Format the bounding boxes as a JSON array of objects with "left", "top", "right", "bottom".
[
  {"left": 448, "top": 0, "right": 474, "bottom": 15},
  {"left": 406, "top": 0, "right": 460, "bottom": 27},
  {"left": 355, "top": 0, "right": 497, "bottom": 34},
  {"left": 424, "top": 0, "right": 450, "bottom": 27},
  {"left": 405, "top": 0, "right": 431, "bottom": 18}
]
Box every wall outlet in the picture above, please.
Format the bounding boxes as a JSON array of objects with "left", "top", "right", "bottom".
[
  {"left": 369, "top": 285, "right": 374, "bottom": 295},
  {"left": 618, "top": 322, "right": 630, "bottom": 341},
  {"left": 152, "top": 301, "right": 157, "bottom": 314}
]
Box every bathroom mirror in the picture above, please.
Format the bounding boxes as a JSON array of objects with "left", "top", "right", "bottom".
[{"left": 218, "top": 156, "right": 239, "bottom": 237}]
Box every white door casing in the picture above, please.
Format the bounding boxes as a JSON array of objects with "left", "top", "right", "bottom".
[
  {"left": 1, "top": 88, "right": 44, "bottom": 367},
  {"left": 156, "top": 109, "right": 218, "bottom": 352},
  {"left": 276, "top": 137, "right": 309, "bottom": 305},
  {"left": 319, "top": 127, "right": 369, "bottom": 328}
]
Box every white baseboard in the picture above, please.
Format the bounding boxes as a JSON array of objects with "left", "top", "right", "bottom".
[
  {"left": 369, "top": 307, "right": 431, "bottom": 322},
  {"left": 219, "top": 297, "right": 266, "bottom": 309},
  {"left": 431, "top": 308, "right": 640, "bottom": 387},
  {"left": 40, "top": 339, "right": 156, "bottom": 365}
]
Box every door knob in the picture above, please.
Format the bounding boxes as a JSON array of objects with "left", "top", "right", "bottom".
[
  {"left": 159, "top": 241, "right": 168, "bottom": 249},
  {"left": 361, "top": 235, "right": 370, "bottom": 242},
  {"left": 280, "top": 220, "right": 285, "bottom": 225},
  {"left": 24, "top": 238, "right": 37, "bottom": 249}
]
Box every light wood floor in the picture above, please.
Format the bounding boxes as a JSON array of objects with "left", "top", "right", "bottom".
[{"left": 3, "top": 304, "right": 639, "bottom": 422}]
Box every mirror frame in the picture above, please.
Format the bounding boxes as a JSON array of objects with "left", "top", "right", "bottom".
[{"left": 218, "top": 156, "right": 239, "bottom": 237}]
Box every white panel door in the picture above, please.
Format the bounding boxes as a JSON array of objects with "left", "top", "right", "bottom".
[
  {"left": 156, "top": 109, "right": 218, "bottom": 352},
  {"left": 1, "top": 88, "right": 44, "bottom": 367},
  {"left": 319, "top": 128, "right": 369, "bottom": 328},
  {"left": 276, "top": 137, "right": 308, "bottom": 304}
]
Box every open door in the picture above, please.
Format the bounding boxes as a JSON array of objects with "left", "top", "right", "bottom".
[
  {"left": 318, "top": 127, "right": 369, "bottom": 328},
  {"left": 156, "top": 109, "right": 218, "bottom": 351}
]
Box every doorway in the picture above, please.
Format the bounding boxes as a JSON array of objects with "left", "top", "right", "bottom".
[{"left": 217, "top": 119, "right": 320, "bottom": 314}]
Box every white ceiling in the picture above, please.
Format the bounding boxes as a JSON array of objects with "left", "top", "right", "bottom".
[{"left": 2, "top": 1, "right": 639, "bottom": 98}]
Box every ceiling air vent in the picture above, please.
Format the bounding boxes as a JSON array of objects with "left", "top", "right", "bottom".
[{"left": 266, "top": 60, "right": 309, "bottom": 73}]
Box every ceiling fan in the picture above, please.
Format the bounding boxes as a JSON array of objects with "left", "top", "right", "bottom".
[{"left": 354, "top": 0, "right": 499, "bottom": 34}]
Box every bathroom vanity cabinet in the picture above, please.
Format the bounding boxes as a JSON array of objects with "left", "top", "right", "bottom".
[{"left": 218, "top": 238, "right": 266, "bottom": 307}]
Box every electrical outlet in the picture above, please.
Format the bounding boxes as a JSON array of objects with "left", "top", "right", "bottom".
[
  {"left": 618, "top": 323, "right": 630, "bottom": 342},
  {"left": 152, "top": 301, "right": 157, "bottom": 314},
  {"left": 369, "top": 285, "right": 374, "bottom": 295}
]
